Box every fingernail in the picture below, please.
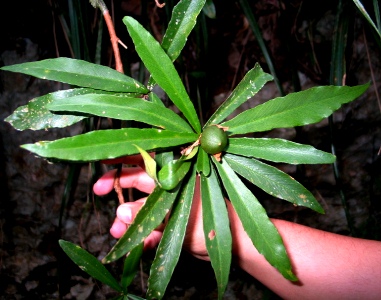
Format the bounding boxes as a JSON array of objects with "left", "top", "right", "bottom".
[{"left": 117, "top": 205, "right": 132, "bottom": 223}]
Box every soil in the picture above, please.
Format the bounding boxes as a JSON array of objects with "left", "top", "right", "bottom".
[{"left": 1, "top": 1, "right": 380, "bottom": 299}]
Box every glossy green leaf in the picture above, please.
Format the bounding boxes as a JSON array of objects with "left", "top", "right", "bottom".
[
  {"left": 157, "top": 159, "right": 192, "bottom": 190},
  {"left": 222, "top": 84, "right": 369, "bottom": 135},
  {"left": 22, "top": 128, "right": 198, "bottom": 162},
  {"left": 352, "top": 0, "right": 381, "bottom": 39},
  {"left": 203, "top": 0, "right": 216, "bottom": 19},
  {"left": 147, "top": 167, "right": 196, "bottom": 299},
  {"left": 121, "top": 243, "right": 144, "bottom": 292},
  {"left": 59, "top": 240, "right": 123, "bottom": 292},
  {"left": 4, "top": 88, "right": 102, "bottom": 131},
  {"left": 48, "top": 93, "right": 193, "bottom": 133},
  {"left": 214, "top": 158, "right": 297, "bottom": 281},
  {"left": 196, "top": 147, "right": 210, "bottom": 176},
  {"left": 205, "top": 64, "right": 273, "bottom": 126},
  {"left": 147, "top": 0, "right": 206, "bottom": 89},
  {"left": 123, "top": 16, "right": 201, "bottom": 133},
  {"left": 1, "top": 58, "right": 148, "bottom": 93},
  {"left": 200, "top": 167, "right": 232, "bottom": 299},
  {"left": 162, "top": 0, "right": 206, "bottom": 61},
  {"left": 102, "top": 186, "right": 180, "bottom": 264},
  {"left": 224, "top": 154, "right": 324, "bottom": 213},
  {"left": 227, "top": 138, "right": 335, "bottom": 164}
]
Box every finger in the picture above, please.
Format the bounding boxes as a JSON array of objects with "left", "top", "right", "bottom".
[
  {"left": 116, "top": 199, "right": 146, "bottom": 223},
  {"left": 93, "top": 167, "right": 155, "bottom": 196},
  {"left": 111, "top": 200, "right": 164, "bottom": 249},
  {"left": 110, "top": 217, "right": 128, "bottom": 238},
  {"left": 144, "top": 230, "right": 163, "bottom": 250}
]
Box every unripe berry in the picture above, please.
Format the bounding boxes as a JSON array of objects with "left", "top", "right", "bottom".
[{"left": 200, "top": 125, "right": 228, "bottom": 155}]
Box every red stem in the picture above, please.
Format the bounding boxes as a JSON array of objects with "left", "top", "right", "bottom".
[{"left": 103, "top": 10, "right": 124, "bottom": 73}]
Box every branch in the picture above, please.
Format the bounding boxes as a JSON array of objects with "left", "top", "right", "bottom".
[
  {"left": 90, "top": 0, "right": 124, "bottom": 73},
  {"left": 90, "top": 0, "right": 125, "bottom": 203}
]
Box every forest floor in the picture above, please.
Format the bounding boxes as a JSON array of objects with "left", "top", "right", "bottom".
[{"left": 1, "top": 1, "right": 380, "bottom": 299}]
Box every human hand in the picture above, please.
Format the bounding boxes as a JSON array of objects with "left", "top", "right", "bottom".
[{"left": 93, "top": 156, "right": 209, "bottom": 261}]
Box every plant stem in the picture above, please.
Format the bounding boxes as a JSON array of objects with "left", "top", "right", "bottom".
[
  {"left": 103, "top": 10, "right": 124, "bottom": 73},
  {"left": 91, "top": 0, "right": 124, "bottom": 73},
  {"left": 90, "top": 0, "right": 125, "bottom": 204}
]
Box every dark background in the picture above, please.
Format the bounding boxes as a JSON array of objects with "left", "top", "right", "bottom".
[{"left": 1, "top": 0, "right": 380, "bottom": 299}]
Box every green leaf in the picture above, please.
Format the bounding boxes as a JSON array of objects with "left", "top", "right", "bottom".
[
  {"left": 48, "top": 93, "right": 193, "bottom": 133},
  {"left": 352, "top": 0, "right": 381, "bottom": 39},
  {"left": 22, "top": 128, "right": 198, "bottom": 162},
  {"left": 147, "top": 167, "right": 196, "bottom": 299},
  {"left": 121, "top": 243, "right": 144, "bottom": 292},
  {"left": 222, "top": 84, "right": 369, "bottom": 135},
  {"left": 196, "top": 147, "right": 210, "bottom": 176},
  {"left": 213, "top": 159, "right": 297, "bottom": 281},
  {"left": 203, "top": 0, "right": 216, "bottom": 19},
  {"left": 4, "top": 88, "right": 98, "bottom": 131},
  {"left": 123, "top": 16, "right": 201, "bottom": 133},
  {"left": 102, "top": 186, "right": 180, "bottom": 264},
  {"left": 224, "top": 154, "right": 324, "bottom": 213},
  {"left": 200, "top": 167, "right": 232, "bottom": 299},
  {"left": 147, "top": 0, "right": 206, "bottom": 89},
  {"left": 205, "top": 64, "right": 273, "bottom": 126},
  {"left": 1, "top": 58, "right": 148, "bottom": 93},
  {"left": 227, "top": 138, "right": 335, "bottom": 164},
  {"left": 161, "top": 0, "right": 206, "bottom": 61},
  {"left": 59, "top": 240, "right": 123, "bottom": 293},
  {"left": 157, "top": 159, "right": 192, "bottom": 190}
]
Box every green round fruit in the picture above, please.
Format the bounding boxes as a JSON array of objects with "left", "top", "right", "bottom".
[{"left": 200, "top": 125, "right": 228, "bottom": 155}]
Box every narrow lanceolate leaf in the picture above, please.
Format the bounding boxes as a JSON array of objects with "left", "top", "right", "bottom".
[
  {"left": 147, "top": 0, "right": 206, "bottom": 89},
  {"left": 213, "top": 159, "right": 297, "bottom": 281},
  {"left": 121, "top": 243, "right": 144, "bottom": 292},
  {"left": 1, "top": 58, "right": 148, "bottom": 93},
  {"left": 147, "top": 168, "right": 196, "bottom": 300},
  {"left": 227, "top": 138, "right": 335, "bottom": 164},
  {"left": 352, "top": 0, "right": 381, "bottom": 39},
  {"left": 161, "top": 0, "right": 206, "bottom": 61},
  {"left": 201, "top": 168, "right": 232, "bottom": 299},
  {"left": 102, "top": 186, "right": 180, "bottom": 263},
  {"left": 22, "top": 129, "right": 198, "bottom": 162},
  {"left": 224, "top": 154, "right": 324, "bottom": 213},
  {"left": 123, "top": 16, "right": 201, "bottom": 133},
  {"left": 48, "top": 93, "right": 193, "bottom": 133},
  {"left": 4, "top": 88, "right": 102, "bottom": 130},
  {"left": 196, "top": 147, "right": 211, "bottom": 176},
  {"left": 222, "top": 84, "right": 369, "bottom": 135},
  {"left": 205, "top": 64, "right": 273, "bottom": 126},
  {"left": 59, "top": 240, "right": 123, "bottom": 293}
]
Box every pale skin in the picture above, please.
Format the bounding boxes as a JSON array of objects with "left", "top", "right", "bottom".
[{"left": 93, "top": 156, "right": 381, "bottom": 300}]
